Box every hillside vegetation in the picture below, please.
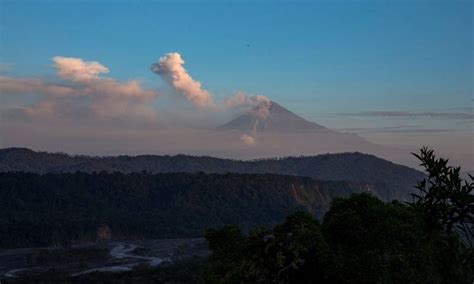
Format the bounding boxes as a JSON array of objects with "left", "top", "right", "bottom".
[
  {"left": 0, "top": 148, "right": 423, "bottom": 200},
  {"left": 0, "top": 172, "right": 386, "bottom": 248}
]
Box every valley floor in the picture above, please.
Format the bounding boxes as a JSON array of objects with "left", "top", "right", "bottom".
[{"left": 0, "top": 238, "right": 209, "bottom": 280}]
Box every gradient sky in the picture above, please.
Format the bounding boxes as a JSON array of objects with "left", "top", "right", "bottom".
[{"left": 1, "top": 0, "right": 473, "bottom": 165}]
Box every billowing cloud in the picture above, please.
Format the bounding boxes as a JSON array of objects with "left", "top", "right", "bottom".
[
  {"left": 150, "top": 52, "right": 274, "bottom": 120},
  {"left": 53, "top": 56, "right": 109, "bottom": 82},
  {"left": 151, "top": 52, "right": 215, "bottom": 109},
  {"left": 224, "top": 92, "right": 272, "bottom": 145},
  {"left": 2, "top": 53, "right": 275, "bottom": 136},
  {"left": 240, "top": 134, "right": 256, "bottom": 145},
  {"left": 225, "top": 92, "right": 272, "bottom": 119},
  {"left": 1, "top": 57, "right": 159, "bottom": 123},
  {"left": 250, "top": 95, "right": 272, "bottom": 119}
]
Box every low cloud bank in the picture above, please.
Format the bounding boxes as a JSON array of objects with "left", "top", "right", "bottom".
[
  {"left": 1, "top": 57, "right": 159, "bottom": 122},
  {"left": 2, "top": 52, "right": 275, "bottom": 146}
]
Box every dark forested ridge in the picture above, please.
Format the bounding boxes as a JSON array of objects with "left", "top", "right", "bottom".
[
  {"left": 0, "top": 148, "right": 423, "bottom": 200},
  {"left": 1, "top": 171, "right": 387, "bottom": 248},
  {"left": 0, "top": 148, "right": 425, "bottom": 248},
  {"left": 2, "top": 148, "right": 471, "bottom": 283}
]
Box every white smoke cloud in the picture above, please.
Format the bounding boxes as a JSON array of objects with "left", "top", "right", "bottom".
[
  {"left": 151, "top": 52, "right": 216, "bottom": 109},
  {"left": 53, "top": 56, "right": 109, "bottom": 82},
  {"left": 223, "top": 94, "right": 265, "bottom": 145},
  {"left": 1, "top": 57, "right": 159, "bottom": 123},
  {"left": 249, "top": 95, "right": 272, "bottom": 119},
  {"left": 2, "top": 52, "right": 275, "bottom": 145},
  {"left": 225, "top": 92, "right": 272, "bottom": 145},
  {"left": 240, "top": 134, "right": 256, "bottom": 145},
  {"left": 225, "top": 92, "right": 272, "bottom": 119},
  {"left": 151, "top": 52, "right": 273, "bottom": 121}
]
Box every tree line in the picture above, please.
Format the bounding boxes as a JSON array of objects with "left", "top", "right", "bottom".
[
  {"left": 202, "top": 148, "right": 473, "bottom": 283},
  {"left": 0, "top": 171, "right": 379, "bottom": 248}
]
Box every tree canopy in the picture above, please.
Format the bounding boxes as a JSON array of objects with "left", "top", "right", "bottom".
[{"left": 203, "top": 148, "right": 474, "bottom": 283}]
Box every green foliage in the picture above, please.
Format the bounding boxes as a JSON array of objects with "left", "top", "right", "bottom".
[
  {"left": 410, "top": 147, "right": 474, "bottom": 282},
  {"left": 324, "top": 193, "right": 471, "bottom": 283},
  {"left": 203, "top": 226, "right": 245, "bottom": 283},
  {"left": 411, "top": 146, "right": 474, "bottom": 246},
  {"left": 0, "top": 171, "right": 372, "bottom": 248},
  {"left": 201, "top": 148, "right": 473, "bottom": 283},
  {"left": 203, "top": 212, "right": 335, "bottom": 283},
  {"left": 204, "top": 192, "right": 472, "bottom": 283},
  {"left": 3, "top": 147, "right": 472, "bottom": 283},
  {"left": 0, "top": 147, "right": 423, "bottom": 201}
]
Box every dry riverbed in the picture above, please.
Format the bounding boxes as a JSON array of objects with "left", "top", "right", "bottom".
[{"left": 0, "top": 238, "right": 209, "bottom": 279}]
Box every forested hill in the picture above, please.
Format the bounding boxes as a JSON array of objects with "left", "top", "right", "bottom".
[
  {"left": 0, "top": 148, "right": 423, "bottom": 200},
  {"left": 0, "top": 172, "right": 388, "bottom": 248}
]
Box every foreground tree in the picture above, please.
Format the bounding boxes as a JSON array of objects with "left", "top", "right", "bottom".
[
  {"left": 322, "top": 194, "right": 423, "bottom": 282},
  {"left": 411, "top": 146, "right": 474, "bottom": 247},
  {"left": 203, "top": 148, "right": 473, "bottom": 283},
  {"left": 323, "top": 193, "right": 471, "bottom": 283},
  {"left": 410, "top": 147, "right": 474, "bottom": 282},
  {"left": 203, "top": 212, "right": 336, "bottom": 283}
]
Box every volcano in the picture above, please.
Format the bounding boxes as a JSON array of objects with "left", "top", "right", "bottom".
[
  {"left": 3, "top": 100, "right": 412, "bottom": 167},
  {"left": 219, "top": 101, "right": 332, "bottom": 133},
  {"left": 215, "top": 101, "right": 398, "bottom": 160}
]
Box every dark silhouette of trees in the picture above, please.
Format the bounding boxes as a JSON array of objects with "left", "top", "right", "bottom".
[
  {"left": 2, "top": 147, "right": 472, "bottom": 283},
  {"left": 203, "top": 212, "right": 335, "bottom": 283},
  {"left": 0, "top": 147, "right": 423, "bottom": 202},
  {"left": 411, "top": 146, "right": 474, "bottom": 247},
  {"left": 0, "top": 172, "right": 376, "bottom": 248},
  {"left": 204, "top": 193, "right": 472, "bottom": 283},
  {"left": 203, "top": 148, "right": 473, "bottom": 283}
]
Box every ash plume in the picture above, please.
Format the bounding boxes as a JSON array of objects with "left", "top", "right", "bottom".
[
  {"left": 151, "top": 52, "right": 216, "bottom": 109},
  {"left": 225, "top": 92, "right": 272, "bottom": 119}
]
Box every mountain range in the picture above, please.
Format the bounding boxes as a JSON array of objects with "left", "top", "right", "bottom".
[
  {"left": 0, "top": 147, "right": 423, "bottom": 202},
  {"left": 2, "top": 101, "right": 420, "bottom": 168},
  {"left": 0, "top": 145, "right": 426, "bottom": 248},
  {"left": 0, "top": 102, "right": 429, "bottom": 248}
]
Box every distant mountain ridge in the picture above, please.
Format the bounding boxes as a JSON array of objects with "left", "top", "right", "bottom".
[
  {"left": 2, "top": 101, "right": 418, "bottom": 168},
  {"left": 0, "top": 147, "right": 424, "bottom": 201}
]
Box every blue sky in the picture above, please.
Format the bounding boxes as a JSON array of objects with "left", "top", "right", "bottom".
[{"left": 1, "top": 0, "right": 472, "bottom": 164}]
